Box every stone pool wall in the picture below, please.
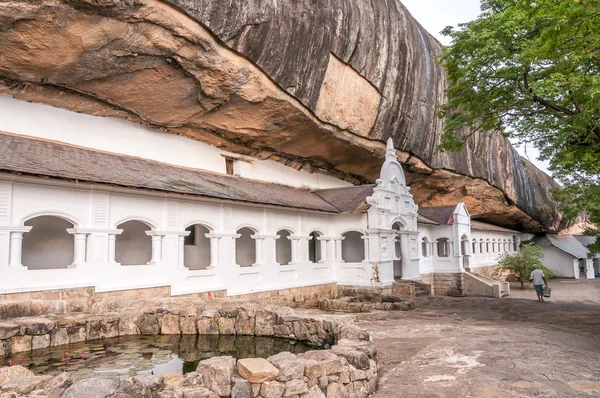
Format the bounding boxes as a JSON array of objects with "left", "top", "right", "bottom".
[
  {"left": 0, "top": 304, "right": 378, "bottom": 397},
  {"left": 0, "top": 282, "right": 339, "bottom": 319}
]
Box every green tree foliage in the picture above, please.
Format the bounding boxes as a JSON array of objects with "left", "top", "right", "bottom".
[
  {"left": 494, "top": 243, "right": 553, "bottom": 289},
  {"left": 439, "top": 0, "right": 600, "bottom": 252}
]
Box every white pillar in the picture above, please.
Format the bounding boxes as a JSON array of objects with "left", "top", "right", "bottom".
[
  {"left": 108, "top": 229, "right": 123, "bottom": 265},
  {"left": 9, "top": 231, "right": 26, "bottom": 268},
  {"left": 318, "top": 238, "right": 327, "bottom": 263},
  {"left": 108, "top": 234, "right": 118, "bottom": 264},
  {"left": 146, "top": 233, "right": 163, "bottom": 265},
  {"left": 400, "top": 234, "right": 410, "bottom": 278},
  {"left": 291, "top": 239, "right": 299, "bottom": 263},
  {"left": 209, "top": 237, "right": 219, "bottom": 268},
  {"left": 253, "top": 237, "right": 263, "bottom": 266},
  {"left": 335, "top": 238, "right": 344, "bottom": 262},
  {"left": 362, "top": 236, "right": 370, "bottom": 262},
  {"left": 178, "top": 235, "right": 185, "bottom": 268},
  {"left": 69, "top": 232, "right": 88, "bottom": 267}
]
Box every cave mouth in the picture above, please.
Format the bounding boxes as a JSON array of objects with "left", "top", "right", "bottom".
[{"left": 1, "top": 335, "right": 316, "bottom": 380}]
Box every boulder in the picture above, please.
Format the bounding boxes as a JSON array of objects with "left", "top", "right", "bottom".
[
  {"left": 50, "top": 327, "right": 69, "bottom": 346},
  {"left": 87, "top": 317, "right": 119, "bottom": 340},
  {"left": 260, "top": 380, "right": 286, "bottom": 398},
  {"left": 62, "top": 378, "right": 120, "bottom": 398},
  {"left": 268, "top": 352, "right": 304, "bottom": 382},
  {"left": 308, "top": 385, "right": 326, "bottom": 398},
  {"left": 326, "top": 383, "right": 348, "bottom": 398},
  {"left": 0, "top": 366, "right": 34, "bottom": 385},
  {"left": 235, "top": 308, "right": 256, "bottom": 335},
  {"left": 195, "top": 356, "right": 235, "bottom": 396},
  {"left": 180, "top": 317, "right": 197, "bottom": 335},
  {"left": 32, "top": 334, "right": 50, "bottom": 350},
  {"left": 179, "top": 387, "right": 219, "bottom": 398},
  {"left": 197, "top": 318, "right": 219, "bottom": 335},
  {"left": 163, "top": 374, "right": 184, "bottom": 389},
  {"left": 23, "top": 317, "right": 56, "bottom": 335},
  {"left": 0, "top": 322, "right": 20, "bottom": 340},
  {"left": 140, "top": 314, "right": 160, "bottom": 335},
  {"left": 255, "top": 310, "right": 275, "bottom": 336},
  {"left": 0, "top": 376, "right": 51, "bottom": 395},
  {"left": 231, "top": 378, "right": 253, "bottom": 398},
  {"left": 110, "top": 379, "right": 152, "bottom": 398},
  {"left": 217, "top": 317, "right": 235, "bottom": 335},
  {"left": 10, "top": 335, "right": 31, "bottom": 353},
  {"left": 238, "top": 358, "right": 280, "bottom": 383},
  {"left": 132, "top": 375, "right": 164, "bottom": 391},
  {"left": 283, "top": 379, "right": 308, "bottom": 397},
  {"left": 161, "top": 314, "right": 181, "bottom": 335},
  {"left": 330, "top": 346, "right": 369, "bottom": 370},
  {"left": 299, "top": 352, "right": 345, "bottom": 378}
]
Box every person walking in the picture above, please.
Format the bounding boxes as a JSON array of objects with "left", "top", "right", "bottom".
[{"left": 530, "top": 264, "right": 548, "bottom": 301}]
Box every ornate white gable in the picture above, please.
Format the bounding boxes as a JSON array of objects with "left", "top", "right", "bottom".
[{"left": 366, "top": 138, "right": 418, "bottom": 232}]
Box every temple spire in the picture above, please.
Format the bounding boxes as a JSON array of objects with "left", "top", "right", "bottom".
[{"left": 385, "top": 137, "right": 397, "bottom": 161}]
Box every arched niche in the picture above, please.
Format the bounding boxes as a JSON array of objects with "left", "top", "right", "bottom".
[
  {"left": 22, "top": 216, "right": 74, "bottom": 269},
  {"left": 276, "top": 229, "right": 292, "bottom": 265},
  {"left": 236, "top": 227, "right": 256, "bottom": 267},
  {"left": 116, "top": 220, "right": 152, "bottom": 265},
  {"left": 308, "top": 231, "right": 322, "bottom": 263},
  {"left": 421, "top": 237, "right": 430, "bottom": 257},
  {"left": 437, "top": 238, "right": 450, "bottom": 257},
  {"left": 461, "top": 235, "right": 469, "bottom": 256},
  {"left": 341, "top": 231, "right": 365, "bottom": 262},
  {"left": 184, "top": 224, "right": 211, "bottom": 269}
]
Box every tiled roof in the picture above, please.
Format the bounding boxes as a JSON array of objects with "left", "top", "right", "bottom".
[
  {"left": 418, "top": 205, "right": 457, "bottom": 225},
  {"left": 471, "top": 220, "right": 518, "bottom": 233},
  {"left": 543, "top": 235, "right": 590, "bottom": 259},
  {"left": 0, "top": 132, "right": 342, "bottom": 213},
  {"left": 573, "top": 235, "right": 597, "bottom": 247},
  {"left": 417, "top": 214, "right": 440, "bottom": 225},
  {"left": 313, "top": 185, "right": 376, "bottom": 214}
]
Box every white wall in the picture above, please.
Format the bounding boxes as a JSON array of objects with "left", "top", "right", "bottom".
[
  {"left": 540, "top": 246, "right": 577, "bottom": 278},
  {"left": 0, "top": 95, "right": 349, "bottom": 190},
  {"left": 470, "top": 229, "right": 518, "bottom": 269},
  {"left": 22, "top": 216, "right": 74, "bottom": 269}
]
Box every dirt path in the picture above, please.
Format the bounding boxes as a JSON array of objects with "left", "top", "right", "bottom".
[{"left": 354, "top": 279, "right": 600, "bottom": 397}]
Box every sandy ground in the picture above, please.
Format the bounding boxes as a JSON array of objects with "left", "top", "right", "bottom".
[{"left": 354, "top": 278, "right": 600, "bottom": 397}]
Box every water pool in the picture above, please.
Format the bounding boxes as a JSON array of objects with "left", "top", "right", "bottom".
[{"left": 2, "top": 335, "right": 314, "bottom": 380}]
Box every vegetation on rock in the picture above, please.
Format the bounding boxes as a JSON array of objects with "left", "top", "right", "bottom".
[{"left": 440, "top": 0, "right": 600, "bottom": 249}]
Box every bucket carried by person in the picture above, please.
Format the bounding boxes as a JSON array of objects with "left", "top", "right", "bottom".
[{"left": 542, "top": 286, "right": 551, "bottom": 297}]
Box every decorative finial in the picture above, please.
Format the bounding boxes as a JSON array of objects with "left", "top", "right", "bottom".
[{"left": 385, "top": 137, "right": 396, "bottom": 160}]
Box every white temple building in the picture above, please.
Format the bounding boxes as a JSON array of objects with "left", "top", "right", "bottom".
[{"left": 0, "top": 95, "right": 524, "bottom": 298}]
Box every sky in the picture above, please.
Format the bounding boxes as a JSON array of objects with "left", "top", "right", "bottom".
[{"left": 401, "top": 0, "right": 552, "bottom": 176}]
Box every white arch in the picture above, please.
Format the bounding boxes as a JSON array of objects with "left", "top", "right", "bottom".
[
  {"left": 338, "top": 228, "right": 366, "bottom": 236},
  {"left": 235, "top": 224, "right": 260, "bottom": 233},
  {"left": 21, "top": 210, "right": 80, "bottom": 227},
  {"left": 114, "top": 216, "right": 157, "bottom": 230},
  {"left": 183, "top": 220, "right": 216, "bottom": 232},
  {"left": 389, "top": 217, "right": 408, "bottom": 230},
  {"left": 276, "top": 226, "right": 297, "bottom": 235},
  {"left": 308, "top": 228, "right": 326, "bottom": 236}
]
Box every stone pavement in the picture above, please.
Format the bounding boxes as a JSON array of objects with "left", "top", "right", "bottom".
[{"left": 354, "top": 278, "right": 600, "bottom": 397}]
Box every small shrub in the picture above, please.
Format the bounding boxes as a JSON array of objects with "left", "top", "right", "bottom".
[{"left": 493, "top": 243, "right": 553, "bottom": 289}]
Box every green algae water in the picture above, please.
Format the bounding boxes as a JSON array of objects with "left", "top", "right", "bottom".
[{"left": 1, "top": 335, "right": 314, "bottom": 380}]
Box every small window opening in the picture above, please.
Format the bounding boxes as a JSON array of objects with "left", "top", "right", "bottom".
[{"left": 225, "top": 158, "right": 234, "bottom": 175}]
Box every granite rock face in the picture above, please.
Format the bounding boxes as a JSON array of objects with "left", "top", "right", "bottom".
[{"left": 0, "top": 0, "right": 567, "bottom": 230}]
